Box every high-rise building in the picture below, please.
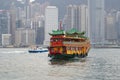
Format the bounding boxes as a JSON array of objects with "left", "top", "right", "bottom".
[
  {"left": 64, "top": 5, "right": 79, "bottom": 31},
  {"left": 40, "top": 2, "right": 50, "bottom": 15},
  {"left": 116, "top": 11, "right": 120, "bottom": 42},
  {"left": 23, "top": 0, "right": 31, "bottom": 28},
  {"left": 31, "top": 15, "right": 45, "bottom": 44},
  {"left": 25, "top": 5, "right": 31, "bottom": 28},
  {"left": 80, "top": 5, "right": 89, "bottom": 37},
  {"left": 15, "top": 28, "right": 36, "bottom": 47},
  {"left": 88, "top": 0, "right": 105, "bottom": 45},
  {"left": 31, "top": 2, "right": 41, "bottom": 18},
  {"left": 10, "top": 3, "right": 16, "bottom": 45},
  {"left": 63, "top": 4, "right": 88, "bottom": 36},
  {"left": 105, "top": 13, "right": 117, "bottom": 43},
  {"left": 30, "top": 2, "right": 49, "bottom": 18},
  {"left": 44, "top": 6, "right": 58, "bottom": 45},
  {"left": 76, "top": 5, "right": 89, "bottom": 36},
  {"left": 37, "top": 16, "right": 45, "bottom": 45},
  {"left": 0, "top": 10, "right": 10, "bottom": 45},
  {"left": 23, "top": 0, "right": 30, "bottom": 5}
]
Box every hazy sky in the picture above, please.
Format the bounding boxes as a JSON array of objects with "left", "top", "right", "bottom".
[
  {"left": 30, "top": 0, "right": 35, "bottom": 2},
  {"left": 17, "top": 0, "right": 35, "bottom": 2}
]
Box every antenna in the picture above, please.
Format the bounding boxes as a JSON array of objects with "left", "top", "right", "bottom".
[{"left": 59, "top": 20, "right": 62, "bottom": 30}]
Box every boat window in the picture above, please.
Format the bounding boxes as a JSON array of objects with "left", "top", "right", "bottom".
[
  {"left": 76, "top": 47, "right": 78, "bottom": 50},
  {"left": 50, "top": 39, "right": 53, "bottom": 42},
  {"left": 51, "top": 38, "right": 63, "bottom": 42},
  {"left": 71, "top": 47, "right": 74, "bottom": 50},
  {"left": 67, "top": 47, "right": 70, "bottom": 50}
]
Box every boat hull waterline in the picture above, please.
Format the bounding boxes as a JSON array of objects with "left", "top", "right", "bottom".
[{"left": 29, "top": 50, "right": 48, "bottom": 53}]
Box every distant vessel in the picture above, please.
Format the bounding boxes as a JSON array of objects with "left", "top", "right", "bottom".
[
  {"left": 48, "top": 28, "right": 90, "bottom": 59},
  {"left": 28, "top": 47, "right": 48, "bottom": 53}
]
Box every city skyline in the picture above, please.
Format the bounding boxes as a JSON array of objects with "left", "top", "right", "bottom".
[
  {"left": 0, "top": 0, "right": 120, "bottom": 47},
  {"left": 0, "top": 1, "right": 120, "bottom": 80}
]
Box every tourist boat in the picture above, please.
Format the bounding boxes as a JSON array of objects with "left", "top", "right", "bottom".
[
  {"left": 48, "top": 28, "right": 90, "bottom": 59},
  {"left": 28, "top": 47, "right": 48, "bottom": 53}
]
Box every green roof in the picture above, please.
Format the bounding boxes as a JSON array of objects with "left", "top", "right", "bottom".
[
  {"left": 66, "top": 28, "right": 87, "bottom": 38},
  {"left": 49, "top": 28, "right": 87, "bottom": 39},
  {"left": 67, "top": 28, "right": 86, "bottom": 35},
  {"left": 49, "top": 30, "right": 65, "bottom": 35},
  {"left": 67, "top": 28, "right": 79, "bottom": 34}
]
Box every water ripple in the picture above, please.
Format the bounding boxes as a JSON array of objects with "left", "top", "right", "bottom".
[{"left": 0, "top": 48, "right": 120, "bottom": 80}]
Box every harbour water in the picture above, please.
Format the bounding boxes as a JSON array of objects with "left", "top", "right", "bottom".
[{"left": 0, "top": 48, "right": 120, "bottom": 80}]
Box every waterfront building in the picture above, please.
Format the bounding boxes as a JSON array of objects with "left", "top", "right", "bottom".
[
  {"left": 0, "top": 10, "right": 10, "bottom": 45},
  {"left": 116, "top": 11, "right": 120, "bottom": 43},
  {"left": 15, "top": 28, "right": 36, "bottom": 47},
  {"left": 88, "top": 0, "right": 105, "bottom": 45},
  {"left": 44, "top": 6, "right": 58, "bottom": 45},
  {"left": 2, "top": 34, "right": 11, "bottom": 46},
  {"left": 105, "top": 13, "right": 117, "bottom": 44},
  {"left": 31, "top": 15, "right": 45, "bottom": 44},
  {"left": 80, "top": 5, "right": 89, "bottom": 37},
  {"left": 10, "top": 3, "right": 16, "bottom": 45}
]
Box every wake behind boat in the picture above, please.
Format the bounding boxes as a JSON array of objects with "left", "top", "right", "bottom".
[{"left": 28, "top": 47, "right": 48, "bottom": 53}]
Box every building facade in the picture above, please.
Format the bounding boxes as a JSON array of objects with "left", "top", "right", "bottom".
[
  {"left": 2, "top": 34, "right": 11, "bottom": 46},
  {"left": 0, "top": 10, "right": 10, "bottom": 46},
  {"left": 63, "top": 5, "right": 88, "bottom": 36},
  {"left": 10, "top": 3, "right": 16, "bottom": 45},
  {"left": 15, "top": 28, "right": 36, "bottom": 47},
  {"left": 88, "top": 0, "right": 105, "bottom": 45},
  {"left": 105, "top": 13, "right": 117, "bottom": 43},
  {"left": 63, "top": 5, "right": 79, "bottom": 31},
  {"left": 116, "top": 11, "right": 120, "bottom": 43},
  {"left": 80, "top": 5, "right": 89, "bottom": 37},
  {"left": 44, "top": 6, "right": 58, "bottom": 45}
]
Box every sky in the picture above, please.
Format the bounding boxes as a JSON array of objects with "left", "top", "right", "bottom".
[
  {"left": 17, "top": 0, "right": 34, "bottom": 2},
  {"left": 30, "top": 0, "right": 35, "bottom": 2}
]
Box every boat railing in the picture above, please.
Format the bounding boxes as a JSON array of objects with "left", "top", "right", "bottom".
[{"left": 63, "top": 40, "right": 89, "bottom": 45}]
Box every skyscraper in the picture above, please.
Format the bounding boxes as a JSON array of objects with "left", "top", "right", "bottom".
[
  {"left": 23, "top": 0, "right": 30, "bottom": 5},
  {"left": 44, "top": 6, "right": 58, "bottom": 45},
  {"left": 116, "top": 11, "right": 120, "bottom": 42},
  {"left": 105, "top": 13, "right": 117, "bottom": 43},
  {"left": 80, "top": 5, "right": 88, "bottom": 37},
  {"left": 10, "top": 3, "right": 16, "bottom": 45},
  {"left": 0, "top": 10, "right": 10, "bottom": 45},
  {"left": 23, "top": 0, "right": 31, "bottom": 28},
  {"left": 88, "top": 0, "right": 105, "bottom": 45},
  {"left": 64, "top": 5, "right": 79, "bottom": 31},
  {"left": 63, "top": 4, "right": 88, "bottom": 35},
  {"left": 15, "top": 28, "right": 36, "bottom": 47}
]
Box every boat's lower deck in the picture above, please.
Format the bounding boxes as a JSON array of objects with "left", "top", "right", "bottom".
[
  {"left": 48, "top": 52, "right": 88, "bottom": 59},
  {"left": 48, "top": 46, "right": 90, "bottom": 59}
]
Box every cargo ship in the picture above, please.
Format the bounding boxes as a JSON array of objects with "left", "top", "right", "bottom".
[{"left": 48, "top": 28, "right": 90, "bottom": 59}]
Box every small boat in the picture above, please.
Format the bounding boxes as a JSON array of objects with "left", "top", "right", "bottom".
[{"left": 28, "top": 47, "right": 48, "bottom": 53}]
